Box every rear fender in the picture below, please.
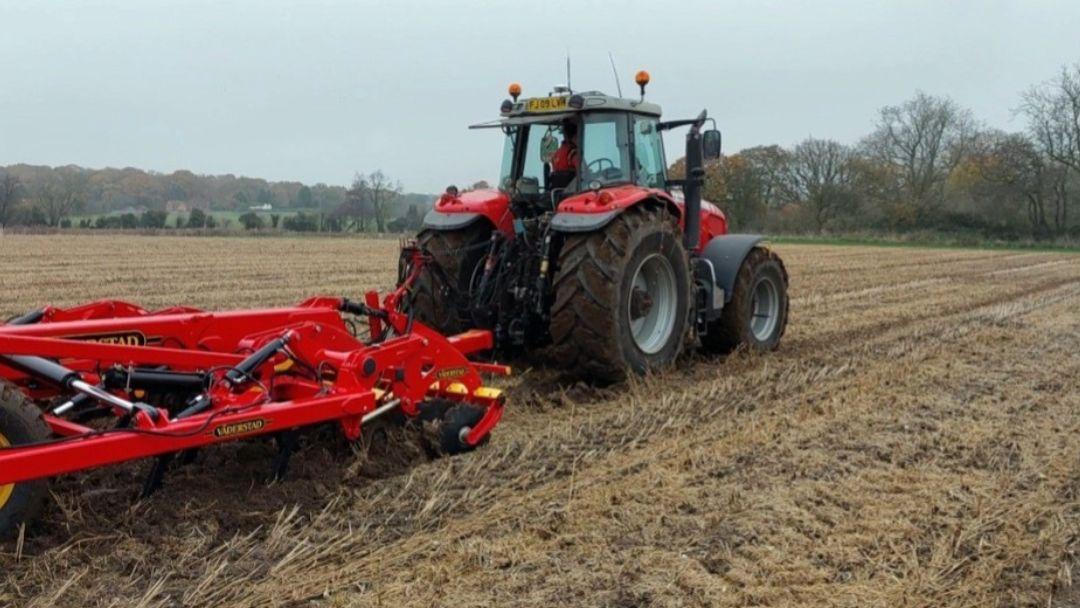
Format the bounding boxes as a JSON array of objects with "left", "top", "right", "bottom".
[
  {"left": 424, "top": 188, "right": 513, "bottom": 235},
  {"left": 422, "top": 210, "right": 487, "bottom": 231},
  {"left": 699, "top": 234, "right": 765, "bottom": 304},
  {"left": 551, "top": 186, "right": 678, "bottom": 233}
]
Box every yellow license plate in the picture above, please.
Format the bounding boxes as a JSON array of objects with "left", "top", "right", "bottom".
[{"left": 526, "top": 97, "right": 568, "bottom": 112}]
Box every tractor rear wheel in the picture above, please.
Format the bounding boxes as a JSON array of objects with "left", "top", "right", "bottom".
[
  {"left": 549, "top": 205, "right": 691, "bottom": 382},
  {"left": 0, "top": 381, "right": 50, "bottom": 538},
  {"left": 412, "top": 224, "right": 491, "bottom": 334},
  {"left": 702, "top": 247, "right": 789, "bottom": 353}
]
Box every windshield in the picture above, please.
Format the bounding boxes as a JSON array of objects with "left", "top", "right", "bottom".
[
  {"left": 580, "top": 113, "right": 630, "bottom": 187},
  {"left": 496, "top": 113, "right": 635, "bottom": 193}
]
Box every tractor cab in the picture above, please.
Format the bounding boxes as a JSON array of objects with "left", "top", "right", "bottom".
[{"left": 470, "top": 86, "right": 669, "bottom": 216}]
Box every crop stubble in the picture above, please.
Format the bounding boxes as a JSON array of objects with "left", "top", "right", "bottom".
[{"left": 1, "top": 234, "right": 1079, "bottom": 607}]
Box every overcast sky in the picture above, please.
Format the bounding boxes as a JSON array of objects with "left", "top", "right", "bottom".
[{"left": 1, "top": 0, "right": 1077, "bottom": 193}]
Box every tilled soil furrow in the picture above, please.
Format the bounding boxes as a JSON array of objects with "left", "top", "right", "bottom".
[
  {"left": 124, "top": 260, "right": 1080, "bottom": 606},
  {"left": 1, "top": 237, "right": 1078, "bottom": 608},
  {"left": 208, "top": 258, "right": 1080, "bottom": 608}
]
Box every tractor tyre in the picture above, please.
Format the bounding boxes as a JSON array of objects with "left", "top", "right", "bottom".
[
  {"left": 702, "top": 246, "right": 789, "bottom": 354},
  {"left": 0, "top": 381, "right": 50, "bottom": 538},
  {"left": 412, "top": 223, "right": 491, "bottom": 335},
  {"left": 549, "top": 205, "right": 692, "bottom": 383}
]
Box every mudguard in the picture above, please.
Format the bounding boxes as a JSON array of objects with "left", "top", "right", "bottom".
[
  {"left": 549, "top": 210, "right": 621, "bottom": 232},
  {"left": 700, "top": 234, "right": 765, "bottom": 303},
  {"left": 552, "top": 186, "right": 673, "bottom": 235},
  {"left": 423, "top": 209, "right": 485, "bottom": 231},
  {"left": 550, "top": 186, "right": 727, "bottom": 251},
  {"left": 424, "top": 188, "right": 513, "bottom": 234}
]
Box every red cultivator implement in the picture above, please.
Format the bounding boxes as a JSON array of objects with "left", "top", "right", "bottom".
[{"left": 0, "top": 245, "right": 507, "bottom": 537}]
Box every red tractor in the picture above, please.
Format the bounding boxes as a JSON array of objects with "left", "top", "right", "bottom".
[{"left": 411, "top": 73, "right": 789, "bottom": 381}]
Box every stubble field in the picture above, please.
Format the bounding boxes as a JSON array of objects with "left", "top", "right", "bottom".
[{"left": 1, "top": 233, "right": 1079, "bottom": 607}]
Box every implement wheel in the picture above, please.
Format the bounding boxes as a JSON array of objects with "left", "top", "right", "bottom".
[
  {"left": 0, "top": 381, "right": 50, "bottom": 538},
  {"left": 436, "top": 403, "right": 487, "bottom": 455},
  {"left": 703, "top": 247, "right": 789, "bottom": 353},
  {"left": 412, "top": 223, "right": 491, "bottom": 334},
  {"left": 549, "top": 205, "right": 691, "bottom": 382},
  {"left": 413, "top": 399, "right": 487, "bottom": 456}
]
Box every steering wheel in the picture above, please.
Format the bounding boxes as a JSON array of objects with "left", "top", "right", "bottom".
[
  {"left": 635, "top": 158, "right": 659, "bottom": 187},
  {"left": 587, "top": 158, "right": 615, "bottom": 174}
]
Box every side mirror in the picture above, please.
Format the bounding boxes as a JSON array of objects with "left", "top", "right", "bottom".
[{"left": 702, "top": 129, "right": 722, "bottom": 160}]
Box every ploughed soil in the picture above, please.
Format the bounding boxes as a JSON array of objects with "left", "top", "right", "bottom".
[{"left": 1, "top": 235, "right": 1080, "bottom": 607}]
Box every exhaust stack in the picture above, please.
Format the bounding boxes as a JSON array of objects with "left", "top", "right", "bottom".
[{"left": 682, "top": 110, "right": 708, "bottom": 250}]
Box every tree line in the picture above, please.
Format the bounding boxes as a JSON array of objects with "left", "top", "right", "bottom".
[
  {"left": 0, "top": 164, "right": 431, "bottom": 233},
  {"left": 4, "top": 63, "right": 1079, "bottom": 242},
  {"left": 673, "top": 63, "right": 1080, "bottom": 241}
]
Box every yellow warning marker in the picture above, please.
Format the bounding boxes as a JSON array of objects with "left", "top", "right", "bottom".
[
  {"left": 474, "top": 386, "right": 504, "bottom": 402},
  {"left": 0, "top": 432, "right": 12, "bottom": 510},
  {"left": 444, "top": 382, "right": 469, "bottom": 397}
]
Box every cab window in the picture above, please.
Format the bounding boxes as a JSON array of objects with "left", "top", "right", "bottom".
[
  {"left": 520, "top": 125, "right": 548, "bottom": 187},
  {"left": 633, "top": 117, "right": 665, "bottom": 188},
  {"left": 498, "top": 123, "right": 567, "bottom": 192},
  {"left": 581, "top": 113, "right": 629, "bottom": 186},
  {"left": 498, "top": 128, "right": 518, "bottom": 191}
]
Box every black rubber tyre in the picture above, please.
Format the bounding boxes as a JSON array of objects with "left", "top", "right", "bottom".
[
  {"left": 0, "top": 381, "right": 50, "bottom": 538},
  {"left": 548, "top": 205, "right": 692, "bottom": 382},
  {"left": 412, "top": 223, "right": 491, "bottom": 334},
  {"left": 437, "top": 404, "right": 486, "bottom": 456},
  {"left": 702, "top": 246, "right": 789, "bottom": 353}
]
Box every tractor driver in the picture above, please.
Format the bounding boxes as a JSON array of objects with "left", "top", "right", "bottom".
[{"left": 548, "top": 121, "right": 579, "bottom": 190}]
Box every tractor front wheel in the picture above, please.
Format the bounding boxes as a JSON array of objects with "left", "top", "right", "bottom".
[
  {"left": 0, "top": 381, "right": 50, "bottom": 538},
  {"left": 703, "top": 247, "right": 789, "bottom": 353},
  {"left": 549, "top": 205, "right": 692, "bottom": 382}
]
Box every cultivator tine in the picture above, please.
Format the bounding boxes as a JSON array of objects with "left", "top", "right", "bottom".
[
  {"left": 141, "top": 453, "right": 175, "bottom": 498},
  {"left": 140, "top": 449, "right": 199, "bottom": 498},
  {"left": 178, "top": 449, "right": 198, "bottom": 466},
  {"left": 270, "top": 430, "right": 301, "bottom": 482}
]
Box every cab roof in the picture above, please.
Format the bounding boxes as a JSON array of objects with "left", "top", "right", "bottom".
[{"left": 469, "top": 90, "right": 662, "bottom": 130}]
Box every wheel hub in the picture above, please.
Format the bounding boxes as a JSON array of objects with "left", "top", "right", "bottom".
[
  {"left": 750, "top": 274, "right": 780, "bottom": 341},
  {"left": 627, "top": 253, "right": 678, "bottom": 355},
  {"left": 629, "top": 287, "right": 654, "bottom": 319}
]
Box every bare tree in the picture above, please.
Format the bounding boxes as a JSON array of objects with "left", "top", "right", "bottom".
[
  {"left": 36, "top": 168, "right": 88, "bottom": 227},
  {"left": 970, "top": 131, "right": 1070, "bottom": 238},
  {"left": 0, "top": 171, "right": 21, "bottom": 228},
  {"left": 864, "top": 92, "right": 977, "bottom": 225},
  {"left": 740, "top": 145, "right": 791, "bottom": 211},
  {"left": 339, "top": 173, "right": 372, "bottom": 231},
  {"left": 366, "top": 170, "right": 401, "bottom": 233},
  {"left": 785, "top": 138, "right": 856, "bottom": 231},
  {"left": 1019, "top": 63, "right": 1080, "bottom": 231}
]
